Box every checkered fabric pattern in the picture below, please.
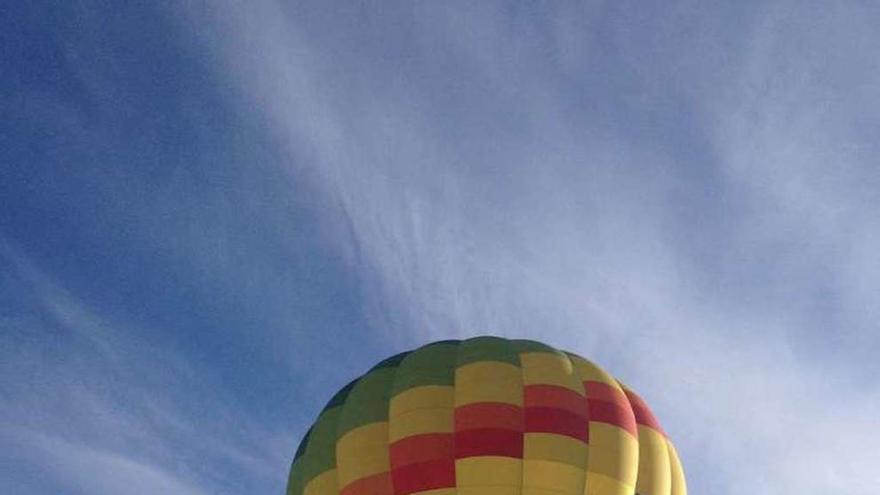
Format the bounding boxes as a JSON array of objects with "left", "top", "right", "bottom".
[{"left": 287, "top": 337, "right": 686, "bottom": 495}]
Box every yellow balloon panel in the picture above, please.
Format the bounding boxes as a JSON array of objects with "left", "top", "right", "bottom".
[{"left": 635, "top": 426, "right": 671, "bottom": 495}]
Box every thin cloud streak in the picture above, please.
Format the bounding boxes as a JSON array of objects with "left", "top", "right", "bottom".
[
  {"left": 2, "top": 429, "right": 210, "bottom": 495},
  {"left": 0, "top": 241, "right": 290, "bottom": 494}
]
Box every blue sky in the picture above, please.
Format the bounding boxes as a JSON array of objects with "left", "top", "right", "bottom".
[{"left": 2, "top": 1, "right": 879, "bottom": 494}]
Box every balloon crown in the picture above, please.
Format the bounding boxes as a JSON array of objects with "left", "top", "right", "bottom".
[{"left": 288, "top": 336, "right": 686, "bottom": 495}]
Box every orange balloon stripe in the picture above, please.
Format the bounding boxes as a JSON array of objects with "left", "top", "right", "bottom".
[
  {"left": 584, "top": 381, "right": 638, "bottom": 436},
  {"left": 524, "top": 384, "right": 587, "bottom": 416},
  {"left": 391, "top": 459, "right": 456, "bottom": 495},
  {"left": 584, "top": 381, "right": 629, "bottom": 407},
  {"left": 454, "top": 427, "right": 523, "bottom": 459},
  {"left": 524, "top": 406, "right": 589, "bottom": 442},
  {"left": 340, "top": 471, "right": 394, "bottom": 495},
  {"left": 588, "top": 400, "right": 638, "bottom": 437},
  {"left": 624, "top": 389, "right": 667, "bottom": 436},
  {"left": 453, "top": 402, "right": 523, "bottom": 431},
  {"left": 389, "top": 433, "right": 454, "bottom": 467}
]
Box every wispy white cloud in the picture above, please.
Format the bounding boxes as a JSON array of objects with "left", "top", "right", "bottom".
[
  {"left": 708, "top": 1, "right": 880, "bottom": 351},
  {"left": 196, "top": 1, "right": 880, "bottom": 494},
  {"left": 2, "top": 428, "right": 210, "bottom": 495},
  {"left": 0, "top": 240, "right": 291, "bottom": 494}
]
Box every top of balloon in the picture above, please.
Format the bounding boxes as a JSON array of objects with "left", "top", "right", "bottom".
[{"left": 287, "top": 336, "right": 686, "bottom": 495}]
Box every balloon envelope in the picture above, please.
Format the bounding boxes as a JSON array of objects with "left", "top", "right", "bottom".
[{"left": 287, "top": 337, "right": 686, "bottom": 495}]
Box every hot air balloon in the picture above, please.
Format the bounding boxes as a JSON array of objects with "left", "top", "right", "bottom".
[{"left": 287, "top": 336, "right": 686, "bottom": 495}]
